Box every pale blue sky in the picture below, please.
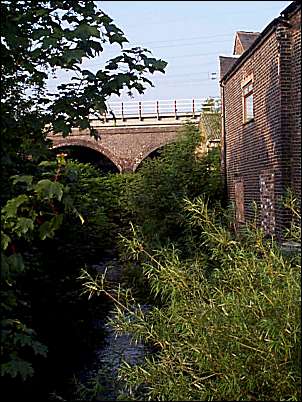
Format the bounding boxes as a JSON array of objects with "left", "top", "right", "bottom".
[{"left": 48, "top": 1, "right": 292, "bottom": 102}]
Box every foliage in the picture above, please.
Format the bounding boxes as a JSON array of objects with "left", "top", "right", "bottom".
[
  {"left": 81, "top": 198, "right": 301, "bottom": 401},
  {"left": 0, "top": 155, "right": 137, "bottom": 391},
  {"left": 0, "top": 319, "right": 48, "bottom": 381},
  {"left": 1, "top": 0, "right": 166, "bottom": 384},
  {"left": 1, "top": 0, "right": 167, "bottom": 154},
  {"left": 283, "top": 189, "right": 301, "bottom": 243},
  {"left": 1, "top": 155, "right": 75, "bottom": 381},
  {"left": 125, "top": 123, "right": 223, "bottom": 248},
  {"left": 68, "top": 374, "right": 105, "bottom": 402},
  {"left": 43, "top": 159, "right": 138, "bottom": 263}
]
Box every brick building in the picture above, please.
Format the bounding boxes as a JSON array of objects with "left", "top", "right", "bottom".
[{"left": 219, "top": 1, "right": 301, "bottom": 239}]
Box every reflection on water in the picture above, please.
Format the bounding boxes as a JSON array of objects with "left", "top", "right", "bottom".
[
  {"left": 78, "top": 314, "right": 148, "bottom": 401},
  {"left": 74, "top": 259, "right": 150, "bottom": 401}
]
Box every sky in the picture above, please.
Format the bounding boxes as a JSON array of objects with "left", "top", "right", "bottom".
[{"left": 48, "top": 1, "right": 292, "bottom": 103}]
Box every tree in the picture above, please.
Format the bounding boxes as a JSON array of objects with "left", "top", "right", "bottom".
[
  {"left": 1, "top": 0, "right": 167, "bottom": 167},
  {"left": 0, "top": 0, "right": 167, "bottom": 382}
]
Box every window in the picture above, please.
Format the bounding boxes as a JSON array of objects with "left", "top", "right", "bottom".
[{"left": 242, "top": 81, "right": 254, "bottom": 123}]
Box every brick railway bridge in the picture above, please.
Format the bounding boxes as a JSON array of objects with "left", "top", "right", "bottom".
[{"left": 48, "top": 98, "right": 220, "bottom": 172}]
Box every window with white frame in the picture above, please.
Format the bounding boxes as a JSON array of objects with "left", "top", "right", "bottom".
[{"left": 242, "top": 80, "right": 254, "bottom": 123}]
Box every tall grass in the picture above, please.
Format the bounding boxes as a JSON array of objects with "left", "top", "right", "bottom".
[{"left": 81, "top": 197, "right": 301, "bottom": 401}]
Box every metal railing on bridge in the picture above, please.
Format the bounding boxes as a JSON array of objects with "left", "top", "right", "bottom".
[{"left": 102, "top": 98, "right": 220, "bottom": 121}]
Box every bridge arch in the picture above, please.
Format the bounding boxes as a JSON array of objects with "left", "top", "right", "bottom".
[
  {"left": 47, "top": 98, "right": 221, "bottom": 173},
  {"left": 133, "top": 140, "right": 175, "bottom": 172},
  {"left": 51, "top": 138, "right": 122, "bottom": 172}
]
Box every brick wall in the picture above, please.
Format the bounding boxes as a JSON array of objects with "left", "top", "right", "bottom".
[
  {"left": 277, "top": 21, "right": 293, "bottom": 234},
  {"left": 289, "top": 9, "right": 301, "bottom": 201},
  {"left": 223, "top": 30, "right": 283, "bottom": 235},
  {"left": 50, "top": 125, "right": 188, "bottom": 172},
  {"left": 222, "top": 7, "right": 301, "bottom": 238}
]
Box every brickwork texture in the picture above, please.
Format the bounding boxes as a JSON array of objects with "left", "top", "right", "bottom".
[{"left": 221, "top": 2, "right": 301, "bottom": 239}]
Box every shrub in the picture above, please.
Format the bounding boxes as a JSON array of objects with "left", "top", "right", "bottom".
[
  {"left": 84, "top": 198, "right": 301, "bottom": 401},
  {"left": 126, "top": 122, "right": 223, "bottom": 247}
]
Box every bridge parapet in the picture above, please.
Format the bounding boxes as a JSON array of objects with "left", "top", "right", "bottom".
[{"left": 91, "top": 97, "right": 220, "bottom": 127}]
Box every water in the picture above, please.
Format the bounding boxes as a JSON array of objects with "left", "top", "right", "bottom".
[
  {"left": 77, "top": 311, "right": 148, "bottom": 401},
  {"left": 73, "top": 258, "right": 150, "bottom": 401}
]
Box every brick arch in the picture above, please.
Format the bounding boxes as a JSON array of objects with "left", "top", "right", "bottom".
[
  {"left": 133, "top": 140, "right": 175, "bottom": 172},
  {"left": 51, "top": 138, "right": 122, "bottom": 172}
]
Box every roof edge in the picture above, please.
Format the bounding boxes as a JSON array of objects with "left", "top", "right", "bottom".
[
  {"left": 220, "top": 1, "right": 300, "bottom": 84},
  {"left": 281, "top": 0, "right": 301, "bottom": 17},
  {"left": 232, "top": 31, "right": 261, "bottom": 56},
  {"left": 220, "top": 17, "right": 281, "bottom": 84}
]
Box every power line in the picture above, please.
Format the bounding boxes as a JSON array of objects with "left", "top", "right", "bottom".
[
  {"left": 46, "top": 71, "right": 218, "bottom": 89},
  {"left": 82, "top": 50, "right": 228, "bottom": 62},
  {"left": 135, "top": 38, "right": 232, "bottom": 50},
  {"left": 154, "top": 82, "right": 218, "bottom": 88},
  {"left": 151, "top": 71, "right": 217, "bottom": 79},
  {"left": 150, "top": 74, "right": 218, "bottom": 82},
  {"left": 166, "top": 51, "right": 226, "bottom": 59},
  {"left": 129, "top": 33, "right": 233, "bottom": 45},
  {"left": 81, "top": 58, "right": 218, "bottom": 69},
  {"left": 77, "top": 36, "right": 232, "bottom": 61},
  {"left": 167, "top": 61, "right": 217, "bottom": 68},
  {"left": 97, "top": 38, "right": 233, "bottom": 54},
  {"left": 153, "top": 77, "right": 217, "bottom": 84},
  {"left": 107, "top": 5, "right": 286, "bottom": 31}
]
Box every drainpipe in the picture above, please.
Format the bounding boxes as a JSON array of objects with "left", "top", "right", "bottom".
[{"left": 221, "top": 81, "right": 228, "bottom": 205}]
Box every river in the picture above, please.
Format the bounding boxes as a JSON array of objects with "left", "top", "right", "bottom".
[{"left": 68, "top": 256, "right": 150, "bottom": 401}]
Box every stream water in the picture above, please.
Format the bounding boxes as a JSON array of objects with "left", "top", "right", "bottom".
[
  {"left": 72, "top": 257, "right": 150, "bottom": 401},
  {"left": 1, "top": 255, "right": 150, "bottom": 402}
]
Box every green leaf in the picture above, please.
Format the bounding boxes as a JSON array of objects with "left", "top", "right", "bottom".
[
  {"left": 63, "top": 48, "right": 86, "bottom": 63},
  {"left": 99, "top": 14, "right": 113, "bottom": 25},
  {"left": 144, "top": 58, "right": 168, "bottom": 73},
  {"left": 1, "top": 358, "right": 34, "bottom": 381},
  {"left": 31, "top": 340, "right": 48, "bottom": 357},
  {"left": 11, "top": 175, "right": 33, "bottom": 188},
  {"left": 31, "top": 28, "right": 51, "bottom": 40},
  {"left": 78, "top": 119, "right": 90, "bottom": 130},
  {"left": 34, "top": 179, "right": 64, "bottom": 201},
  {"left": 82, "top": 70, "right": 96, "bottom": 80},
  {"left": 73, "top": 23, "right": 100, "bottom": 39},
  {"left": 7, "top": 253, "right": 25, "bottom": 274},
  {"left": 108, "top": 33, "right": 128, "bottom": 46},
  {"left": 87, "top": 25, "right": 101, "bottom": 38},
  {"left": 39, "top": 214, "right": 63, "bottom": 240},
  {"left": 42, "top": 36, "right": 58, "bottom": 48},
  {"left": 12, "top": 332, "right": 48, "bottom": 357},
  {"left": 52, "top": 117, "right": 70, "bottom": 135},
  {"left": 38, "top": 160, "right": 55, "bottom": 167},
  {"left": 94, "top": 99, "right": 107, "bottom": 114},
  {"left": 38, "top": 221, "right": 51, "bottom": 240},
  {"left": 2, "top": 195, "right": 29, "bottom": 218},
  {"left": 1, "top": 232, "right": 11, "bottom": 251},
  {"left": 14, "top": 217, "right": 35, "bottom": 237},
  {"left": 88, "top": 40, "right": 103, "bottom": 54}
]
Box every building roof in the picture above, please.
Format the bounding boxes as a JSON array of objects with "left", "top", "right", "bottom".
[
  {"left": 219, "top": 56, "right": 239, "bottom": 79},
  {"left": 233, "top": 31, "right": 260, "bottom": 55},
  {"left": 220, "top": 1, "right": 301, "bottom": 84},
  {"left": 281, "top": 0, "right": 301, "bottom": 17}
]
